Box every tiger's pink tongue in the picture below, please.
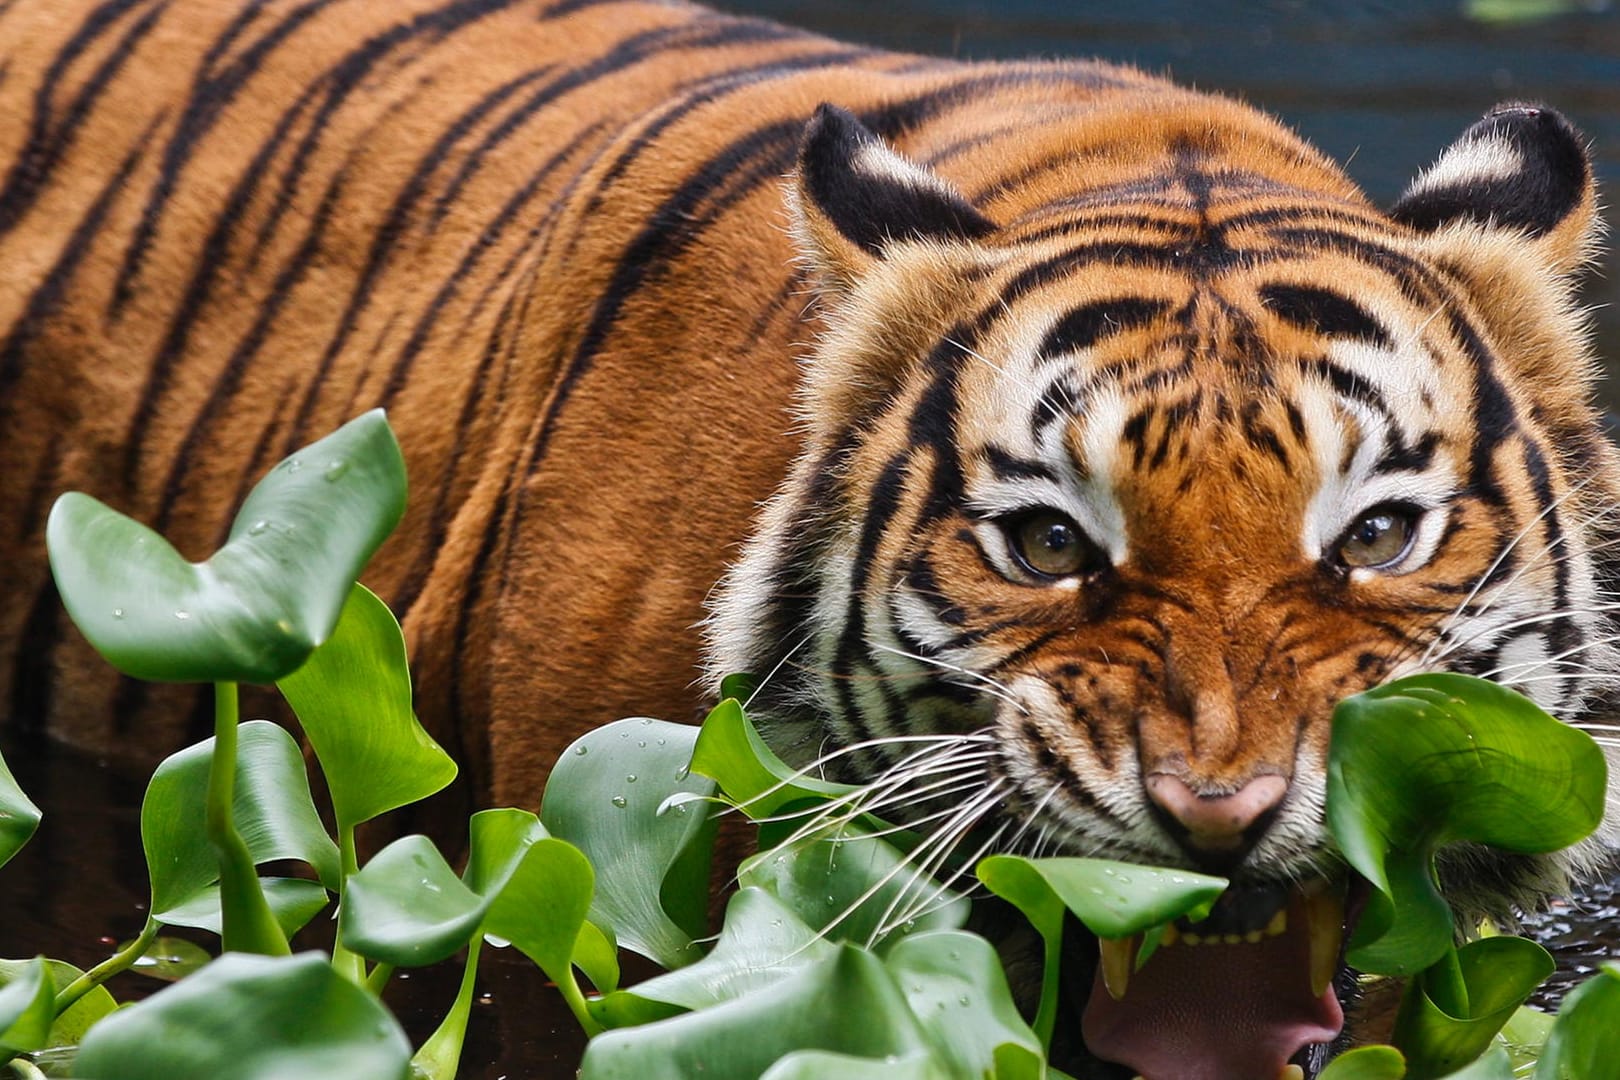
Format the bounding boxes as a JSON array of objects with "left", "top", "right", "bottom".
[{"left": 1080, "top": 917, "right": 1342, "bottom": 1080}]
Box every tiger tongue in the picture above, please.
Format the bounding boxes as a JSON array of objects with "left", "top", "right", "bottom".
[{"left": 1079, "top": 912, "right": 1342, "bottom": 1080}]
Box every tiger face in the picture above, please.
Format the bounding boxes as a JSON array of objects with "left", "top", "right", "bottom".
[{"left": 709, "top": 102, "right": 1620, "bottom": 1078}]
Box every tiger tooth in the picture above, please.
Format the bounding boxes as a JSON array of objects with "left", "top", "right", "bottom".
[
  {"left": 1160, "top": 922, "right": 1179, "bottom": 946},
  {"left": 1279, "top": 1066, "right": 1305, "bottom": 1080},
  {"left": 1098, "top": 933, "right": 1140, "bottom": 1000},
  {"left": 1265, "top": 908, "right": 1287, "bottom": 937},
  {"left": 1305, "top": 886, "right": 1346, "bottom": 999}
]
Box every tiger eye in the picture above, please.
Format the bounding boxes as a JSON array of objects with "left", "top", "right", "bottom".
[
  {"left": 1012, "top": 510, "right": 1092, "bottom": 577},
  {"left": 1337, "top": 505, "right": 1416, "bottom": 569}
]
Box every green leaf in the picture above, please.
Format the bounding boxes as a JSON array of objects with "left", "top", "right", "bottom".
[
  {"left": 1393, "top": 937, "right": 1553, "bottom": 1079},
  {"left": 144, "top": 720, "right": 340, "bottom": 921},
  {"left": 0, "top": 752, "right": 41, "bottom": 872},
  {"left": 277, "top": 584, "right": 456, "bottom": 831},
  {"left": 1441, "top": 1046, "right": 1516, "bottom": 1080},
  {"left": 0, "top": 958, "right": 53, "bottom": 1058},
  {"left": 1535, "top": 961, "right": 1620, "bottom": 1079},
  {"left": 157, "top": 878, "right": 332, "bottom": 940},
  {"left": 591, "top": 888, "right": 835, "bottom": 1029},
  {"left": 738, "top": 818, "right": 969, "bottom": 952},
  {"left": 481, "top": 835, "right": 606, "bottom": 1024},
  {"left": 689, "top": 698, "right": 853, "bottom": 819},
  {"left": 541, "top": 718, "right": 719, "bottom": 968},
  {"left": 578, "top": 946, "right": 936, "bottom": 1080},
  {"left": 339, "top": 836, "right": 483, "bottom": 967},
  {"left": 129, "top": 937, "right": 215, "bottom": 983},
  {"left": 978, "top": 855, "right": 1226, "bottom": 940},
  {"left": 73, "top": 952, "right": 410, "bottom": 1080},
  {"left": 760, "top": 1051, "right": 949, "bottom": 1080},
  {"left": 884, "top": 930, "right": 1044, "bottom": 1080},
  {"left": 1328, "top": 674, "right": 1607, "bottom": 975},
  {"left": 1318, "top": 1045, "right": 1407, "bottom": 1080},
  {"left": 46, "top": 410, "right": 406, "bottom": 684},
  {"left": 0, "top": 958, "right": 118, "bottom": 1049},
  {"left": 1497, "top": 1004, "right": 1556, "bottom": 1071}
]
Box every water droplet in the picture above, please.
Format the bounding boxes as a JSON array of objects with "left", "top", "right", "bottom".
[
  {"left": 958, "top": 995, "right": 971, "bottom": 1006},
  {"left": 323, "top": 460, "right": 349, "bottom": 482},
  {"left": 248, "top": 520, "right": 269, "bottom": 536},
  {"left": 904, "top": 920, "right": 917, "bottom": 932},
  {"left": 611, "top": 795, "right": 627, "bottom": 808},
  {"left": 770, "top": 919, "right": 783, "bottom": 928},
  {"left": 625, "top": 774, "right": 637, "bottom": 783},
  {"left": 657, "top": 738, "right": 667, "bottom": 746},
  {"left": 111, "top": 608, "right": 124, "bottom": 619},
  {"left": 637, "top": 740, "right": 647, "bottom": 748},
  {"left": 825, "top": 895, "right": 837, "bottom": 906},
  {"left": 574, "top": 745, "right": 588, "bottom": 756},
  {"left": 675, "top": 765, "right": 690, "bottom": 780},
  {"left": 1089, "top": 886, "right": 1106, "bottom": 896},
  {"left": 174, "top": 610, "right": 191, "bottom": 620},
  {"left": 284, "top": 458, "right": 303, "bottom": 473}
]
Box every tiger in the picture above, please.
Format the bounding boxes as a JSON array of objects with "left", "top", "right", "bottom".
[{"left": 2, "top": 0, "right": 1617, "bottom": 1075}]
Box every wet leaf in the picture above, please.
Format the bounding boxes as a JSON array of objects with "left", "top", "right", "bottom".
[
  {"left": 0, "top": 752, "right": 41, "bottom": 872},
  {"left": 481, "top": 835, "right": 606, "bottom": 1001},
  {"left": 1535, "top": 961, "right": 1620, "bottom": 1079},
  {"left": 590, "top": 887, "right": 835, "bottom": 1029},
  {"left": 541, "top": 719, "right": 719, "bottom": 968},
  {"left": 73, "top": 952, "right": 409, "bottom": 1080},
  {"left": 46, "top": 410, "right": 406, "bottom": 684},
  {"left": 339, "top": 836, "right": 483, "bottom": 967},
  {"left": 128, "top": 937, "right": 214, "bottom": 983},
  {"left": 885, "top": 930, "right": 1043, "bottom": 1080},
  {"left": 1393, "top": 937, "right": 1553, "bottom": 1079},
  {"left": 1328, "top": 674, "right": 1606, "bottom": 975},
  {"left": 143, "top": 720, "right": 340, "bottom": 923},
  {"left": 738, "top": 818, "right": 969, "bottom": 952},
  {"left": 277, "top": 584, "right": 456, "bottom": 831},
  {"left": 760, "top": 1051, "right": 948, "bottom": 1079},
  {"left": 578, "top": 946, "right": 935, "bottom": 1080}
]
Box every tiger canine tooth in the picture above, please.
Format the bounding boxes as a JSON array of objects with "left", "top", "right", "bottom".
[
  {"left": 1305, "top": 887, "right": 1346, "bottom": 998},
  {"left": 1098, "top": 933, "right": 1141, "bottom": 1000},
  {"left": 1265, "top": 909, "right": 1287, "bottom": 937},
  {"left": 1279, "top": 1066, "right": 1305, "bottom": 1080}
]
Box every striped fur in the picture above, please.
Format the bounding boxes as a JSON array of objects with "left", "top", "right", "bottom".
[{"left": 3, "top": 0, "right": 1617, "bottom": 1043}]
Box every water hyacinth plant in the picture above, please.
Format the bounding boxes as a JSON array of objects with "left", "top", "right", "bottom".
[{"left": 0, "top": 410, "right": 1614, "bottom": 1078}]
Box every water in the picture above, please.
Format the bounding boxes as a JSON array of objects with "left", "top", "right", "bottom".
[{"left": 3, "top": 2, "right": 1619, "bottom": 1076}]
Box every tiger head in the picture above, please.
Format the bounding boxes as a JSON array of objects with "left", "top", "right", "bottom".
[{"left": 708, "top": 97, "right": 1620, "bottom": 1078}]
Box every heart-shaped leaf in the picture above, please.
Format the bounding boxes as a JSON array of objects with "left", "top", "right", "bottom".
[
  {"left": 885, "top": 929, "right": 1044, "bottom": 1080},
  {"left": 47, "top": 410, "right": 406, "bottom": 684},
  {"left": 0, "top": 958, "right": 118, "bottom": 1050},
  {"left": 72, "top": 952, "right": 410, "bottom": 1080},
  {"left": 277, "top": 584, "right": 455, "bottom": 831},
  {"left": 144, "top": 720, "right": 340, "bottom": 922},
  {"left": 541, "top": 719, "right": 719, "bottom": 968},
  {"left": 1328, "top": 674, "right": 1606, "bottom": 975},
  {"left": 157, "top": 878, "right": 332, "bottom": 940}
]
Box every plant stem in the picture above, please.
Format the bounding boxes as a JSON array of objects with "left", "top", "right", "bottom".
[
  {"left": 1033, "top": 922, "right": 1060, "bottom": 1051},
  {"left": 364, "top": 962, "right": 395, "bottom": 996},
  {"left": 410, "top": 936, "right": 483, "bottom": 1080},
  {"left": 330, "top": 824, "right": 364, "bottom": 985},
  {"left": 53, "top": 915, "right": 161, "bottom": 1015},
  {"left": 553, "top": 962, "right": 604, "bottom": 1037},
  {"left": 7, "top": 1058, "right": 46, "bottom": 1080},
  {"left": 207, "top": 682, "right": 289, "bottom": 956}
]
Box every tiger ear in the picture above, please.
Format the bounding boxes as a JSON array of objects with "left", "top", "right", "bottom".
[
  {"left": 790, "top": 103, "right": 996, "bottom": 293},
  {"left": 1390, "top": 103, "right": 1599, "bottom": 273}
]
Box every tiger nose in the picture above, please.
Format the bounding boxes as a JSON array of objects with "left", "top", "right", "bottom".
[{"left": 1144, "top": 774, "right": 1289, "bottom": 858}]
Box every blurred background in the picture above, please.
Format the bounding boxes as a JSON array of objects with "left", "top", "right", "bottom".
[{"left": 723, "top": 0, "right": 1620, "bottom": 409}]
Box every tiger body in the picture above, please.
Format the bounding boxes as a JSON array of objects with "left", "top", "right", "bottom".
[{"left": 3, "top": 1, "right": 1618, "bottom": 1076}]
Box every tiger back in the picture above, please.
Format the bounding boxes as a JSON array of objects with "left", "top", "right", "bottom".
[{"left": 2, "top": 2, "right": 1617, "bottom": 1077}]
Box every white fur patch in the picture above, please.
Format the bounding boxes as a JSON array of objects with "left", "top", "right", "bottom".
[{"left": 1405, "top": 134, "right": 1524, "bottom": 198}]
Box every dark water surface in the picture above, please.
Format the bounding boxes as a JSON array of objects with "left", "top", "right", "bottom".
[{"left": 4, "top": 1, "right": 1620, "bottom": 1077}]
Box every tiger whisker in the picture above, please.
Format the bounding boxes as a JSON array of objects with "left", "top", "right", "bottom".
[
  {"left": 1425, "top": 601, "right": 1620, "bottom": 667},
  {"left": 869, "top": 641, "right": 1029, "bottom": 714},
  {"left": 861, "top": 784, "right": 1009, "bottom": 947}
]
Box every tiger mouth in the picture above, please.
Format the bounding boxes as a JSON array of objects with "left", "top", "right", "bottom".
[{"left": 1078, "top": 876, "right": 1365, "bottom": 1080}]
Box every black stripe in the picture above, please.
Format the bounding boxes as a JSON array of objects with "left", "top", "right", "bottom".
[
  {"left": 110, "top": 0, "right": 337, "bottom": 314},
  {"left": 1258, "top": 283, "right": 1391, "bottom": 347},
  {"left": 0, "top": 0, "right": 158, "bottom": 238},
  {"left": 982, "top": 444, "right": 1056, "bottom": 483},
  {"left": 1040, "top": 297, "right": 1168, "bottom": 357}
]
